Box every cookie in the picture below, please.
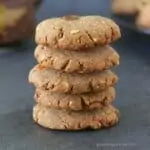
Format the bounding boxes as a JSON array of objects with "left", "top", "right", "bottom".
[
  {"left": 35, "top": 15, "right": 121, "bottom": 50},
  {"left": 136, "top": 4, "right": 150, "bottom": 28},
  {"left": 136, "top": 0, "right": 150, "bottom": 11},
  {"left": 29, "top": 65, "right": 118, "bottom": 94},
  {"left": 34, "top": 87, "right": 116, "bottom": 111},
  {"left": 33, "top": 104, "right": 120, "bottom": 130},
  {"left": 112, "top": 0, "right": 138, "bottom": 15},
  {"left": 34, "top": 45, "right": 120, "bottom": 73},
  {"left": 0, "top": 4, "right": 35, "bottom": 44}
]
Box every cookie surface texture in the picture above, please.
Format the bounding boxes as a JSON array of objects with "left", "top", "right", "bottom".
[
  {"left": 34, "top": 87, "right": 116, "bottom": 111},
  {"left": 34, "top": 45, "right": 120, "bottom": 73},
  {"left": 33, "top": 104, "right": 120, "bottom": 130},
  {"left": 29, "top": 65, "right": 118, "bottom": 94},
  {"left": 35, "top": 15, "right": 121, "bottom": 50}
]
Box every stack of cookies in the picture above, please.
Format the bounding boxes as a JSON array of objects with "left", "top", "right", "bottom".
[{"left": 29, "top": 15, "right": 121, "bottom": 130}]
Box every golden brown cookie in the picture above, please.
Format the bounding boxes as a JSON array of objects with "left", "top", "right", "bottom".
[
  {"left": 34, "top": 45, "right": 120, "bottom": 73},
  {"left": 35, "top": 15, "right": 121, "bottom": 50},
  {"left": 34, "top": 87, "right": 116, "bottom": 111},
  {"left": 112, "top": 0, "right": 138, "bottom": 15},
  {"left": 29, "top": 65, "right": 118, "bottom": 94},
  {"left": 33, "top": 104, "right": 120, "bottom": 130}
]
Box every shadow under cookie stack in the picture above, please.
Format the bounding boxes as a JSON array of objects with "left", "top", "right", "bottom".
[{"left": 29, "top": 15, "right": 121, "bottom": 130}]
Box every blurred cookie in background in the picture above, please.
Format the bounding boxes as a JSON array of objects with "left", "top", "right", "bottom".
[
  {"left": 136, "top": 0, "right": 150, "bottom": 11},
  {"left": 112, "top": 0, "right": 138, "bottom": 15},
  {"left": 0, "top": 0, "right": 42, "bottom": 45},
  {"left": 111, "top": 0, "right": 150, "bottom": 32},
  {"left": 136, "top": 4, "right": 150, "bottom": 28}
]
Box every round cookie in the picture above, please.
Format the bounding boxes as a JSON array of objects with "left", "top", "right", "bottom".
[
  {"left": 34, "top": 45, "right": 120, "bottom": 73},
  {"left": 35, "top": 87, "right": 116, "bottom": 111},
  {"left": 29, "top": 65, "right": 118, "bottom": 94},
  {"left": 35, "top": 15, "right": 121, "bottom": 50},
  {"left": 33, "top": 104, "right": 120, "bottom": 130}
]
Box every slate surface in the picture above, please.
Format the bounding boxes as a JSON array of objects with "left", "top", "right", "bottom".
[{"left": 0, "top": 0, "right": 150, "bottom": 150}]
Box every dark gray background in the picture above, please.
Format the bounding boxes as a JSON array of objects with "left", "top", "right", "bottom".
[{"left": 0, "top": 0, "right": 150, "bottom": 150}]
